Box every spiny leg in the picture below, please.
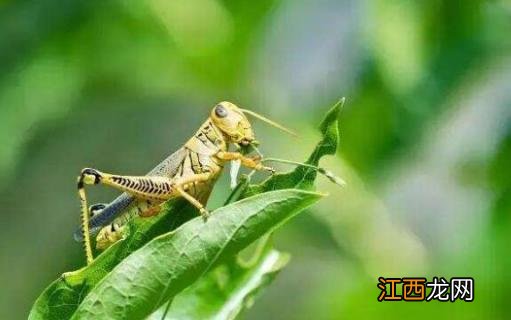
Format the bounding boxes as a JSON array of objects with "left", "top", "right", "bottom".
[
  {"left": 81, "top": 167, "right": 212, "bottom": 203},
  {"left": 79, "top": 168, "right": 176, "bottom": 200},
  {"left": 77, "top": 168, "right": 214, "bottom": 263},
  {"left": 77, "top": 174, "right": 95, "bottom": 265},
  {"left": 77, "top": 168, "right": 175, "bottom": 264}
]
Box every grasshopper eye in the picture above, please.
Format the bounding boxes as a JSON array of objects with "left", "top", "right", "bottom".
[{"left": 215, "top": 105, "right": 228, "bottom": 118}]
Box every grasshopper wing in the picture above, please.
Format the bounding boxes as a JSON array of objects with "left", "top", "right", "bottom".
[{"left": 73, "top": 147, "right": 188, "bottom": 241}]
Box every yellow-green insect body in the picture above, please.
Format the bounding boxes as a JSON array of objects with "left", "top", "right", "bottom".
[{"left": 76, "top": 101, "right": 282, "bottom": 265}]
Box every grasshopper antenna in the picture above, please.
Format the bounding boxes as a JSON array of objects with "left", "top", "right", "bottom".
[{"left": 240, "top": 109, "right": 298, "bottom": 137}]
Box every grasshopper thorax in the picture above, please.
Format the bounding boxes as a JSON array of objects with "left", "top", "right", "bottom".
[{"left": 210, "top": 101, "right": 256, "bottom": 147}]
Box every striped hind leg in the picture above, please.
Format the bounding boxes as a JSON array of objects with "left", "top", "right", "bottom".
[
  {"left": 77, "top": 168, "right": 213, "bottom": 264},
  {"left": 85, "top": 168, "right": 215, "bottom": 218},
  {"left": 77, "top": 168, "right": 176, "bottom": 265}
]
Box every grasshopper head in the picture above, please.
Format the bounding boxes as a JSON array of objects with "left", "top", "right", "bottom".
[
  {"left": 210, "top": 101, "right": 297, "bottom": 147},
  {"left": 210, "top": 101, "right": 256, "bottom": 147}
]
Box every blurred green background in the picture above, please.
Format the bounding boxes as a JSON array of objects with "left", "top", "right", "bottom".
[{"left": 1, "top": 0, "right": 510, "bottom": 319}]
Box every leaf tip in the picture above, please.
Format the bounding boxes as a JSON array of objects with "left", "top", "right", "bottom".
[
  {"left": 338, "top": 97, "right": 346, "bottom": 108},
  {"left": 319, "top": 98, "right": 343, "bottom": 136}
]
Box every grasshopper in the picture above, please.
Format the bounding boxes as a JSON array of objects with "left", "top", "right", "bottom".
[{"left": 75, "top": 101, "right": 297, "bottom": 265}]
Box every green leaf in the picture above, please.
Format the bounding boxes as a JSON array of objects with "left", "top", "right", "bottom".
[
  {"left": 70, "top": 189, "right": 322, "bottom": 319},
  {"left": 29, "top": 199, "right": 198, "bottom": 320},
  {"left": 148, "top": 236, "right": 289, "bottom": 320}
]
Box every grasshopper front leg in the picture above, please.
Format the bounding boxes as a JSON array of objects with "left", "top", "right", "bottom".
[
  {"left": 216, "top": 151, "right": 275, "bottom": 173},
  {"left": 77, "top": 168, "right": 213, "bottom": 264}
]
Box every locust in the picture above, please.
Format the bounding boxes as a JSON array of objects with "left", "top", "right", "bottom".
[{"left": 74, "top": 101, "right": 298, "bottom": 265}]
